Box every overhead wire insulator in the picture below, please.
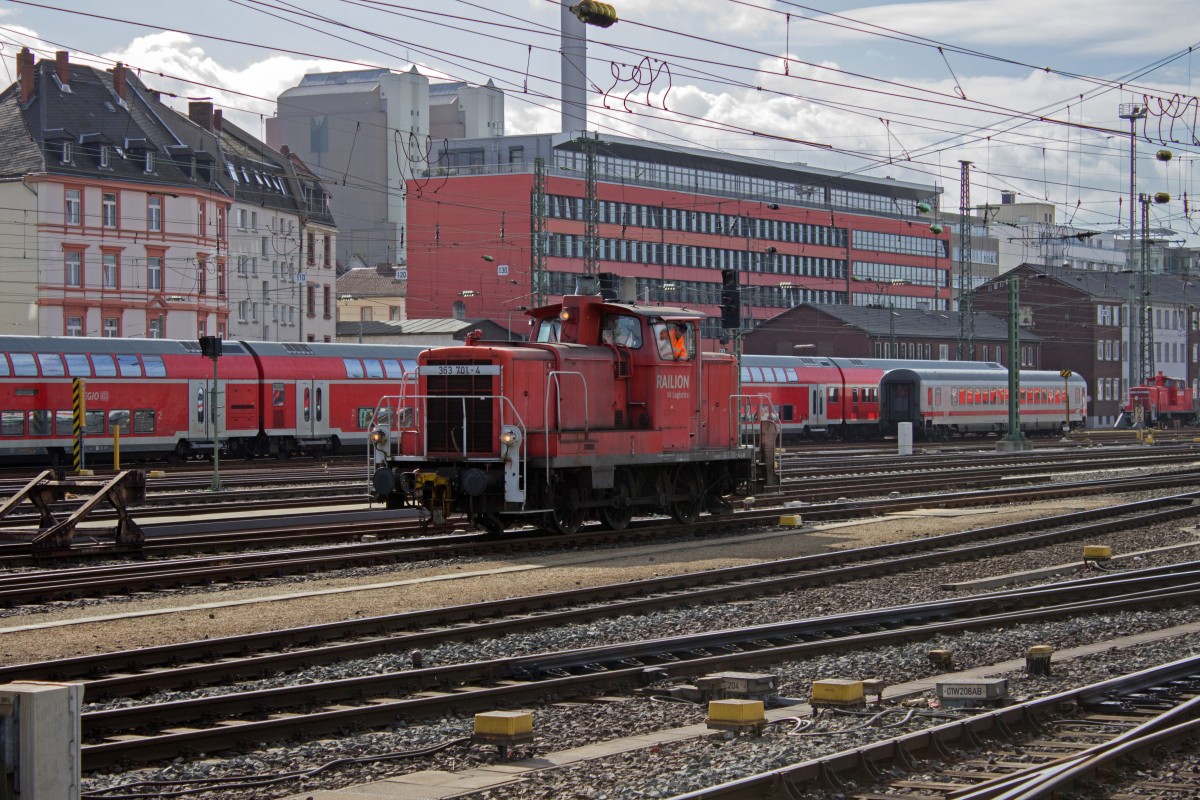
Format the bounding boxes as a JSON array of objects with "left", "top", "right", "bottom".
[
  {"left": 1153, "top": 192, "right": 1170, "bottom": 204},
  {"left": 928, "top": 223, "right": 944, "bottom": 235},
  {"left": 916, "top": 201, "right": 931, "bottom": 214},
  {"left": 571, "top": 1, "right": 619, "bottom": 27},
  {"left": 1156, "top": 149, "right": 1173, "bottom": 162}
]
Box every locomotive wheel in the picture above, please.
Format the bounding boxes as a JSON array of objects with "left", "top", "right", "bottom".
[
  {"left": 478, "top": 513, "right": 506, "bottom": 535},
  {"left": 668, "top": 464, "right": 704, "bottom": 525},
  {"left": 551, "top": 486, "right": 585, "bottom": 534},
  {"left": 598, "top": 472, "right": 634, "bottom": 531}
]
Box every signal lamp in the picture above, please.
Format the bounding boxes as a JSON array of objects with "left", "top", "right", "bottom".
[
  {"left": 369, "top": 428, "right": 389, "bottom": 446},
  {"left": 559, "top": 309, "right": 574, "bottom": 322}
]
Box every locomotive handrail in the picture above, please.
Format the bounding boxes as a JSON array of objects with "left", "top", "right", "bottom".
[
  {"left": 370, "top": 393, "right": 526, "bottom": 461},
  {"left": 545, "top": 369, "right": 588, "bottom": 454}
]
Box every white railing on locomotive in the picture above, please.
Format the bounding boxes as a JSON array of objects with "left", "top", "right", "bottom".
[
  {"left": 372, "top": 392, "right": 526, "bottom": 459},
  {"left": 367, "top": 397, "right": 417, "bottom": 463},
  {"left": 731, "top": 393, "right": 779, "bottom": 447}
]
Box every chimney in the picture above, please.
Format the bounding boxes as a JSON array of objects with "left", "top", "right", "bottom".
[
  {"left": 213, "top": 109, "right": 223, "bottom": 133},
  {"left": 16, "top": 47, "right": 34, "bottom": 104},
  {"left": 188, "top": 101, "right": 214, "bottom": 132},
  {"left": 112, "top": 62, "right": 127, "bottom": 101},
  {"left": 55, "top": 50, "right": 69, "bottom": 87},
  {"left": 279, "top": 144, "right": 290, "bottom": 156}
]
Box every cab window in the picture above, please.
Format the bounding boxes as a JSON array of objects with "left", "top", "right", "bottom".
[{"left": 652, "top": 321, "right": 694, "bottom": 361}]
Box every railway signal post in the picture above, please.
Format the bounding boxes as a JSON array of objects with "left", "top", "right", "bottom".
[
  {"left": 200, "top": 336, "right": 223, "bottom": 492},
  {"left": 1060, "top": 369, "right": 1073, "bottom": 434}
]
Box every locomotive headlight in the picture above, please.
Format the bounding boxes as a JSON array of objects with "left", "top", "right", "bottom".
[
  {"left": 369, "top": 426, "right": 390, "bottom": 447},
  {"left": 499, "top": 426, "right": 522, "bottom": 448}
]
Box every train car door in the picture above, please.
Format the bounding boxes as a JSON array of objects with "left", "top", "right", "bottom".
[
  {"left": 296, "top": 379, "right": 330, "bottom": 440},
  {"left": 188, "top": 378, "right": 215, "bottom": 441}
]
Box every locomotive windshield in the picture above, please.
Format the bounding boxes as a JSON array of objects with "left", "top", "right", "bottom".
[
  {"left": 534, "top": 318, "right": 561, "bottom": 342},
  {"left": 601, "top": 314, "right": 643, "bottom": 348}
]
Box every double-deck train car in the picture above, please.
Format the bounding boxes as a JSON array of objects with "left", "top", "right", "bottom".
[
  {"left": 739, "top": 355, "right": 1009, "bottom": 439},
  {"left": 0, "top": 336, "right": 423, "bottom": 464},
  {"left": 368, "top": 295, "right": 780, "bottom": 534},
  {"left": 879, "top": 368, "right": 1087, "bottom": 439}
]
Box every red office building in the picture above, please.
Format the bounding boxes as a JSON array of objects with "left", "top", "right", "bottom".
[{"left": 405, "top": 134, "right": 951, "bottom": 341}]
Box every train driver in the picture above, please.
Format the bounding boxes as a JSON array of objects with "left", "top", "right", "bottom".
[
  {"left": 601, "top": 315, "right": 642, "bottom": 348},
  {"left": 655, "top": 321, "right": 691, "bottom": 360}
]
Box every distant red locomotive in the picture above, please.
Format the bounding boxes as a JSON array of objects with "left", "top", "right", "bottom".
[
  {"left": 1119, "top": 372, "right": 1198, "bottom": 428},
  {"left": 368, "top": 295, "right": 780, "bottom": 533}
]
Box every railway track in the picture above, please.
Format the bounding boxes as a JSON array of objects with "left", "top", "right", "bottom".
[
  {"left": 2, "top": 469, "right": 1200, "bottom": 604},
  {"left": 65, "top": 564, "right": 1200, "bottom": 769},
  {"left": 6, "top": 490, "right": 1200, "bottom": 693},
  {"left": 671, "top": 655, "right": 1200, "bottom": 800}
]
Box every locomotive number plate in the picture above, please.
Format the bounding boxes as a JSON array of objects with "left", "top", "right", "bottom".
[{"left": 420, "top": 365, "right": 502, "bottom": 376}]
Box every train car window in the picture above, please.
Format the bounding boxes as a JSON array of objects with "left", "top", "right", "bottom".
[
  {"left": 134, "top": 409, "right": 155, "bottom": 433},
  {"left": 10, "top": 353, "right": 37, "bottom": 377},
  {"left": 28, "top": 410, "right": 51, "bottom": 436},
  {"left": 142, "top": 356, "right": 166, "bottom": 378},
  {"left": 108, "top": 410, "right": 131, "bottom": 435},
  {"left": 37, "top": 354, "right": 65, "bottom": 377},
  {"left": 401, "top": 359, "right": 417, "bottom": 376},
  {"left": 92, "top": 355, "right": 117, "bottom": 377},
  {"left": 852, "top": 388, "right": 860, "bottom": 403},
  {"left": 316, "top": 388, "right": 323, "bottom": 421},
  {"left": 357, "top": 407, "right": 375, "bottom": 428},
  {"left": 85, "top": 410, "right": 104, "bottom": 435},
  {"left": 774, "top": 368, "right": 790, "bottom": 382},
  {"left": 196, "top": 387, "right": 205, "bottom": 424},
  {"left": 382, "top": 359, "right": 404, "bottom": 379},
  {"left": 780, "top": 404, "right": 794, "bottom": 421},
  {"left": 55, "top": 411, "right": 72, "bottom": 436},
  {"left": 785, "top": 368, "right": 798, "bottom": 382},
  {"left": 64, "top": 354, "right": 91, "bottom": 376},
  {"left": 1, "top": 411, "right": 23, "bottom": 436},
  {"left": 303, "top": 388, "right": 311, "bottom": 422},
  {"left": 342, "top": 358, "right": 365, "bottom": 379},
  {"left": 0, "top": 355, "right": 8, "bottom": 376},
  {"left": 828, "top": 386, "right": 839, "bottom": 402},
  {"left": 364, "top": 359, "right": 384, "bottom": 379},
  {"left": 115, "top": 355, "right": 141, "bottom": 378},
  {"left": 740, "top": 368, "right": 752, "bottom": 383}
]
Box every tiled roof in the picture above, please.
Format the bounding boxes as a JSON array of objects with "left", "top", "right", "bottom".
[
  {"left": 771, "top": 303, "right": 1028, "bottom": 341},
  {"left": 336, "top": 268, "right": 405, "bottom": 296}
]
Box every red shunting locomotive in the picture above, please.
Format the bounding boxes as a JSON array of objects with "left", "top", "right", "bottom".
[
  {"left": 1120, "top": 372, "right": 1198, "bottom": 428},
  {"left": 369, "top": 294, "right": 780, "bottom": 533}
]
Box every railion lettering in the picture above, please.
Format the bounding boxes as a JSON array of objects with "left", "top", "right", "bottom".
[{"left": 656, "top": 374, "right": 690, "bottom": 390}]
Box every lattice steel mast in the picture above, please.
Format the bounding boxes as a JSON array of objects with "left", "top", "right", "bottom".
[{"left": 957, "top": 160, "right": 973, "bottom": 360}]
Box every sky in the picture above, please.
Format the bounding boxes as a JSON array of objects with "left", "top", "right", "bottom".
[{"left": 0, "top": 0, "right": 1197, "bottom": 250}]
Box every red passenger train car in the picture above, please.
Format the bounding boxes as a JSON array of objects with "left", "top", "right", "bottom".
[
  {"left": 0, "top": 336, "right": 423, "bottom": 464},
  {"left": 740, "top": 354, "right": 1008, "bottom": 440},
  {"left": 368, "top": 295, "right": 780, "bottom": 534}
]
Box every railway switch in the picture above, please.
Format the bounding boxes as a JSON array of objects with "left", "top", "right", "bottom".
[
  {"left": 473, "top": 711, "right": 534, "bottom": 758},
  {"left": 1025, "top": 645, "right": 1054, "bottom": 676},
  {"left": 927, "top": 649, "right": 954, "bottom": 670},
  {"left": 706, "top": 699, "right": 765, "bottom": 736},
  {"left": 935, "top": 678, "right": 1010, "bottom": 708},
  {"left": 810, "top": 679, "right": 865, "bottom": 709}
]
